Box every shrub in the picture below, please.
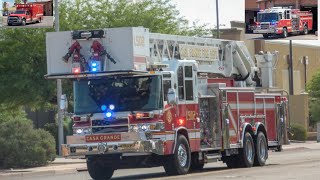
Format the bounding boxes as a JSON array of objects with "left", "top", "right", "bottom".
[
  {"left": 289, "top": 123, "right": 307, "bottom": 141},
  {"left": 44, "top": 116, "right": 73, "bottom": 154},
  {"left": 0, "top": 110, "right": 56, "bottom": 168}
]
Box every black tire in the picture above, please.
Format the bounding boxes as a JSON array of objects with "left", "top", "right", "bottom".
[
  {"left": 224, "top": 156, "right": 240, "bottom": 168},
  {"left": 275, "top": 145, "right": 283, "bottom": 152},
  {"left": 238, "top": 132, "right": 255, "bottom": 168},
  {"left": 7, "top": 23, "right": 12, "bottom": 26},
  {"left": 190, "top": 153, "right": 204, "bottom": 171},
  {"left": 302, "top": 26, "right": 308, "bottom": 35},
  {"left": 263, "top": 34, "right": 269, "bottom": 39},
  {"left": 163, "top": 135, "right": 191, "bottom": 175},
  {"left": 282, "top": 28, "right": 288, "bottom": 38},
  {"left": 21, "top": 19, "right": 26, "bottom": 26},
  {"left": 87, "top": 158, "right": 114, "bottom": 180},
  {"left": 254, "top": 132, "right": 268, "bottom": 166}
]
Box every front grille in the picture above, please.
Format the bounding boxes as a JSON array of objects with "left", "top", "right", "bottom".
[
  {"left": 261, "top": 24, "right": 270, "bottom": 29},
  {"left": 92, "top": 118, "right": 128, "bottom": 134},
  {"left": 8, "top": 16, "right": 18, "bottom": 20}
]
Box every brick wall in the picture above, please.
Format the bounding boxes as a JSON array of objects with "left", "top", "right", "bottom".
[{"left": 245, "top": 0, "right": 258, "bottom": 10}]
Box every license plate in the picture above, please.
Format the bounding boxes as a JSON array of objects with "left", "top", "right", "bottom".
[{"left": 85, "top": 134, "right": 121, "bottom": 142}]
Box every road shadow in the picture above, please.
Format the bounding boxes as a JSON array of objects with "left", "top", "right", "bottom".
[{"left": 111, "top": 166, "right": 229, "bottom": 180}]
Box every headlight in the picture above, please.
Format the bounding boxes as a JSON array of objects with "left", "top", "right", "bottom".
[
  {"left": 74, "top": 128, "right": 92, "bottom": 135},
  {"left": 130, "top": 122, "right": 165, "bottom": 132}
]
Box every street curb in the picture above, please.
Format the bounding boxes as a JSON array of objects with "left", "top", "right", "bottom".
[{"left": 0, "top": 167, "right": 86, "bottom": 178}]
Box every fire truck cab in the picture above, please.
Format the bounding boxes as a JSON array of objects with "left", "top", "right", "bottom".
[
  {"left": 253, "top": 7, "right": 313, "bottom": 38},
  {"left": 45, "top": 27, "right": 287, "bottom": 180}
]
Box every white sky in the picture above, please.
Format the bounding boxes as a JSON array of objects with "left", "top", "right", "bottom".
[{"left": 172, "top": 0, "right": 245, "bottom": 28}]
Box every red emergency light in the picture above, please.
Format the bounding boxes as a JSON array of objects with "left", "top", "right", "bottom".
[
  {"left": 72, "top": 67, "right": 80, "bottom": 74},
  {"left": 275, "top": 96, "right": 281, "bottom": 103},
  {"left": 177, "top": 118, "right": 185, "bottom": 126}
]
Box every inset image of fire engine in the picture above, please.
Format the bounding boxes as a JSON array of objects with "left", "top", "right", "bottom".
[
  {"left": 245, "top": 0, "right": 317, "bottom": 40},
  {"left": 2, "top": 0, "right": 53, "bottom": 28}
]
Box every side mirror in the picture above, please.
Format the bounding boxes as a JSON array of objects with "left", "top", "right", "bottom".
[{"left": 167, "top": 88, "right": 177, "bottom": 105}]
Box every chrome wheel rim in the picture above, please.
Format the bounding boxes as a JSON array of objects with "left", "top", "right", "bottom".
[
  {"left": 246, "top": 139, "right": 253, "bottom": 162},
  {"left": 177, "top": 144, "right": 187, "bottom": 167},
  {"left": 259, "top": 138, "right": 266, "bottom": 160}
]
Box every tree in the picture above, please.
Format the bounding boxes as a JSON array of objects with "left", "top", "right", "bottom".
[
  {"left": 0, "top": 28, "right": 56, "bottom": 110},
  {"left": 307, "top": 71, "right": 320, "bottom": 127},
  {"left": 15, "top": 0, "right": 22, "bottom": 5},
  {"left": 59, "top": 0, "right": 199, "bottom": 35}
]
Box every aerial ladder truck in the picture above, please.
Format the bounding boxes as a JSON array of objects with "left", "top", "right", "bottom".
[{"left": 45, "top": 27, "right": 287, "bottom": 180}]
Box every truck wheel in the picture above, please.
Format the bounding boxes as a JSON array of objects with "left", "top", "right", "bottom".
[
  {"left": 238, "top": 132, "right": 255, "bottom": 168},
  {"left": 7, "top": 23, "right": 12, "bottom": 26},
  {"left": 254, "top": 132, "right": 268, "bottom": 166},
  {"left": 163, "top": 135, "right": 191, "bottom": 175},
  {"left": 275, "top": 145, "right": 283, "bottom": 152},
  {"left": 282, "top": 28, "right": 288, "bottom": 38},
  {"left": 190, "top": 153, "right": 204, "bottom": 171},
  {"left": 21, "top": 20, "right": 26, "bottom": 26},
  {"left": 87, "top": 158, "right": 114, "bottom": 180},
  {"left": 302, "top": 26, "right": 308, "bottom": 35},
  {"left": 224, "top": 156, "right": 240, "bottom": 168},
  {"left": 263, "top": 34, "right": 269, "bottom": 38}
]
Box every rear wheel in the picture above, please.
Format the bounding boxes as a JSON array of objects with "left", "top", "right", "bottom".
[
  {"left": 282, "top": 28, "right": 288, "bottom": 38},
  {"left": 263, "top": 34, "right": 269, "bottom": 38},
  {"left": 238, "top": 132, "right": 255, "bottom": 168},
  {"left": 302, "top": 26, "right": 308, "bottom": 35},
  {"left": 87, "top": 158, "right": 114, "bottom": 180},
  {"left": 224, "top": 156, "right": 240, "bottom": 168},
  {"left": 254, "top": 132, "right": 268, "bottom": 166},
  {"left": 163, "top": 135, "right": 191, "bottom": 175}
]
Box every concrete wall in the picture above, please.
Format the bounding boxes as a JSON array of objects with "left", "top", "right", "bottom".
[
  {"left": 289, "top": 94, "right": 309, "bottom": 129},
  {"left": 264, "top": 41, "right": 320, "bottom": 94}
]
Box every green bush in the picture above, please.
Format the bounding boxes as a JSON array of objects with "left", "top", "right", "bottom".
[
  {"left": 0, "top": 110, "right": 56, "bottom": 168},
  {"left": 289, "top": 123, "right": 307, "bottom": 141},
  {"left": 44, "top": 116, "right": 73, "bottom": 154}
]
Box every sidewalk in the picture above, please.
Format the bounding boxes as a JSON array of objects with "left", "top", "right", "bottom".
[
  {"left": 1, "top": 141, "right": 320, "bottom": 177},
  {"left": 0, "top": 157, "right": 86, "bottom": 178}
]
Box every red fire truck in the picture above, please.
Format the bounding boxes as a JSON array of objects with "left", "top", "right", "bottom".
[
  {"left": 7, "top": 4, "right": 44, "bottom": 26},
  {"left": 253, "top": 7, "right": 313, "bottom": 38},
  {"left": 45, "top": 27, "right": 287, "bottom": 180}
]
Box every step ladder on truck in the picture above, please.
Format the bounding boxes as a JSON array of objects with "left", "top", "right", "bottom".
[{"left": 45, "top": 27, "right": 288, "bottom": 180}]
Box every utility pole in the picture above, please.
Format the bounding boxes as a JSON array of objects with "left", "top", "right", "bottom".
[
  {"left": 54, "top": 0, "right": 63, "bottom": 156},
  {"left": 289, "top": 40, "right": 293, "bottom": 95},
  {"left": 216, "top": 0, "right": 219, "bottom": 38}
]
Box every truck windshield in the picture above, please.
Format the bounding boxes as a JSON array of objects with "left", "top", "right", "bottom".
[
  {"left": 13, "top": 10, "right": 26, "bottom": 14},
  {"left": 257, "top": 13, "right": 279, "bottom": 22},
  {"left": 73, "top": 75, "right": 163, "bottom": 114}
]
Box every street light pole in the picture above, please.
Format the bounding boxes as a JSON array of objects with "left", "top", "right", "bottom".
[
  {"left": 54, "top": 0, "right": 63, "bottom": 156},
  {"left": 216, "top": 0, "right": 219, "bottom": 38}
]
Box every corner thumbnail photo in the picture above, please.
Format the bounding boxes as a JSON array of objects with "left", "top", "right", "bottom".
[
  {"left": 2, "top": 1, "right": 53, "bottom": 28},
  {"left": 245, "top": 0, "right": 318, "bottom": 40}
]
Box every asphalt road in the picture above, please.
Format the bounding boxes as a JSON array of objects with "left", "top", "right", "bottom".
[
  {"left": 2, "top": 16, "right": 54, "bottom": 28},
  {"left": 3, "top": 147, "right": 320, "bottom": 180},
  {"left": 245, "top": 33, "right": 318, "bottom": 40}
]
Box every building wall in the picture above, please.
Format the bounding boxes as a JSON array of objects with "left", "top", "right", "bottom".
[{"left": 264, "top": 41, "right": 320, "bottom": 94}]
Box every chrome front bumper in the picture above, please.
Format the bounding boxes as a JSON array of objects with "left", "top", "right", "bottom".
[
  {"left": 253, "top": 29, "right": 276, "bottom": 34},
  {"left": 61, "top": 132, "right": 165, "bottom": 157}
]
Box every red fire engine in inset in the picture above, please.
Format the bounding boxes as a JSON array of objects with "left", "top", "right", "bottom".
[{"left": 253, "top": 7, "right": 313, "bottom": 38}]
